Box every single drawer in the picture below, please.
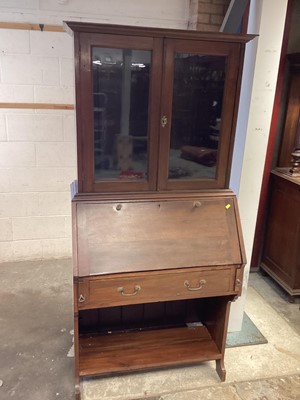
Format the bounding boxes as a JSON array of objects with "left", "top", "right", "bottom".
[{"left": 76, "top": 266, "right": 237, "bottom": 310}]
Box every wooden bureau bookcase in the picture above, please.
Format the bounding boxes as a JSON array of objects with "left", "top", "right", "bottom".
[{"left": 66, "top": 22, "right": 253, "bottom": 398}]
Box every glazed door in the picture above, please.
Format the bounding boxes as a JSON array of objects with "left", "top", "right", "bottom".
[
  {"left": 76, "top": 32, "right": 163, "bottom": 192},
  {"left": 157, "top": 39, "right": 242, "bottom": 190}
]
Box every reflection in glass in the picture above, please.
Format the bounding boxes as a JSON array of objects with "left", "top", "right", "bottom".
[
  {"left": 169, "top": 54, "right": 226, "bottom": 180},
  {"left": 92, "top": 47, "right": 151, "bottom": 181}
]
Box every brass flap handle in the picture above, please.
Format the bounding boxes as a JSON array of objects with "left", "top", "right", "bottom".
[
  {"left": 184, "top": 279, "right": 206, "bottom": 291},
  {"left": 117, "top": 285, "right": 141, "bottom": 296}
]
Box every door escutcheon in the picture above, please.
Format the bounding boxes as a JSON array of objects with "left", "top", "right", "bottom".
[
  {"left": 161, "top": 115, "right": 168, "bottom": 128},
  {"left": 78, "top": 294, "right": 86, "bottom": 303}
]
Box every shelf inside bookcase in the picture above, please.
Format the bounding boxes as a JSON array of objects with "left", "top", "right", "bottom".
[{"left": 79, "top": 325, "right": 221, "bottom": 377}]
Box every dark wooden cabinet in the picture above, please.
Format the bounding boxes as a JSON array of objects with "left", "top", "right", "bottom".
[
  {"left": 261, "top": 170, "right": 300, "bottom": 300},
  {"left": 261, "top": 54, "right": 300, "bottom": 301},
  {"left": 66, "top": 22, "right": 253, "bottom": 398}
]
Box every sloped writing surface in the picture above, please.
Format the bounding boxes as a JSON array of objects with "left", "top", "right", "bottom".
[{"left": 75, "top": 197, "right": 242, "bottom": 276}]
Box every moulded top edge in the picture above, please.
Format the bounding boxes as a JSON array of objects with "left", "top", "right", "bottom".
[
  {"left": 64, "top": 21, "right": 256, "bottom": 44},
  {"left": 71, "top": 189, "right": 237, "bottom": 203}
]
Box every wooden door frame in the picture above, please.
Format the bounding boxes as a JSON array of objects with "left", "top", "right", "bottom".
[{"left": 250, "top": 0, "right": 294, "bottom": 270}]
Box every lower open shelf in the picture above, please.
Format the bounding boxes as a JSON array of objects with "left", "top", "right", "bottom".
[{"left": 79, "top": 325, "right": 221, "bottom": 377}]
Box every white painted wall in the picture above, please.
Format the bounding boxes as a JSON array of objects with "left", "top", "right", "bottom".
[
  {"left": 0, "top": 0, "right": 190, "bottom": 262},
  {"left": 228, "top": 0, "right": 288, "bottom": 331},
  {"left": 0, "top": 0, "right": 189, "bottom": 28}
]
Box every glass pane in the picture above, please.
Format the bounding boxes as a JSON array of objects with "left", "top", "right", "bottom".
[
  {"left": 92, "top": 47, "right": 151, "bottom": 181},
  {"left": 168, "top": 54, "right": 226, "bottom": 180}
]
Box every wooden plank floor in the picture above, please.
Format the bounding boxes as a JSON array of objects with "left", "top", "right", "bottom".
[{"left": 79, "top": 325, "right": 221, "bottom": 376}]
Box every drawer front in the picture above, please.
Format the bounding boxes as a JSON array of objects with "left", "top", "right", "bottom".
[{"left": 76, "top": 267, "right": 237, "bottom": 310}]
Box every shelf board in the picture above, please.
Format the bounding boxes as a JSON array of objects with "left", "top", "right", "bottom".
[{"left": 79, "top": 325, "right": 221, "bottom": 377}]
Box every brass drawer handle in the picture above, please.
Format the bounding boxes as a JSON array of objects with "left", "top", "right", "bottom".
[
  {"left": 117, "top": 285, "right": 141, "bottom": 296},
  {"left": 184, "top": 279, "right": 206, "bottom": 291},
  {"left": 78, "top": 294, "right": 85, "bottom": 303}
]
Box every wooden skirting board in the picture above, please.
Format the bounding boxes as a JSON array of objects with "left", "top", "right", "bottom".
[
  {"left": 0, "top": 22, "right": 64, "bottom": 32},
  {"left": 0, "top": 102, "right": 74, "bottom": 110},
  {"left": 0, "top": 22, "right": 73, "bottom": 111}
]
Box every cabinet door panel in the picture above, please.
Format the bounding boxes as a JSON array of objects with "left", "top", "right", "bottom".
[
  {"left": 76, "top": 33, "right": 162, "bottom": 192},
  {"left": 158, "top": 39, "right": 242, "bottom": 190},
  {"left": 92, "top": 47, "right": 151, "bottom": 181}
]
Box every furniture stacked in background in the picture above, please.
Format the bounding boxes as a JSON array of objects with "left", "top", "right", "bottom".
[{"left": 261, "top": 53, "right": 300, "bottom": 302}]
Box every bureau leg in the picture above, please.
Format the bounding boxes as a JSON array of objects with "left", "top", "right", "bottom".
[
  {"left": 75, "top": 382, "right": 81, "bottom": 400},
  {"left": 216, "top": 359, "right": 226, "bottom": 382},
  {"left": 74, "top": 299, "right": 81, "bottom": 400},
  {"left": 201, "top": 296, "right": 233, "bottom": 382},
  {"left": 260, "top": 268, "right": 268, "bottom": 277}
]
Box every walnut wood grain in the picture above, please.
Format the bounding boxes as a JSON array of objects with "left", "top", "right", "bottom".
[
  {"left": 76, "top": 266, "right": 236, "bottom": 310},
  {"left": 74, "top": 31, "right": 161, "bottom": 193},
  {"left": 68, "top": 22, "right": 249, "bottom": 393},
  {"left": 78, "top": 325, "right": 222, "bottom": 377},
  {"left": 66, "top": 22, "right": 254, "bottom": 193},
  {"left": 74, "top": 197, "right": 242, "bottom": 276},
  {"left": 158, "top": 39, "right": 243, "bottom": 191},
  {"left": 261, "top": 170, "right": 300, "bottom": 296},
  {"left": 65, "top": 21, "right": 255, "bottom": 43},
  {"left": 71, "top": 187, "right": 236, "bottom": 202}
]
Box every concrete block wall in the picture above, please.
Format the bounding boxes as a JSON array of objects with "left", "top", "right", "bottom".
[
  {"left": 0, "top": 28, "right": 76, "bottom": 262},
  {"left": 0, "top": 0, "right": 189, "bottom": 263}
]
